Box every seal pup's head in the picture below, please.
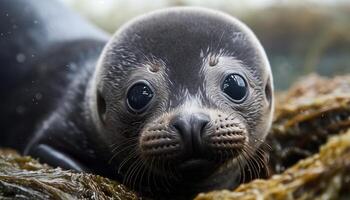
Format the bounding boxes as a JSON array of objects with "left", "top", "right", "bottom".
[{"left": 90, "top": 7, "right": 273, "bottom": 196}]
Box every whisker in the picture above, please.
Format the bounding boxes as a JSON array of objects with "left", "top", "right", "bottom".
[
  {"left": 241, "top": 148, "right": 254, "bottom": 181},
  {"left": 131, "top": 157, "right": 144, "bottom": 190},
  {"left": 109, "top": 140, "right": 138, "bottom": 164},
  {"left": 138, "top": 159, "right": 148, "bottom": 192},
  {"left": 124, "top": 155, "right": 141, "bottom": 187},
  {"left": 147, "top": 157, "right": 155, "bottom": 193},
  {"left": 118, "top": 148, "right": 138, "bottom": 174},
  {"left": 244, "top": 142, "right": 270, "bottom": 178},
  {"left": 152, "top": 158, "right": 161, "bottom": 194},
  {"left": 110, "top": 136, "right": 138, "bottom": 149},
  {"left": 244, "top": 145, "right": 261, "bottom": 176},
  {"left": 237, "top": 154, "right": 246, "bottom": 183}
]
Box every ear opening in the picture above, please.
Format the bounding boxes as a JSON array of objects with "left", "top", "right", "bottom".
[
  {"left": 265, "top": 77, "right": 272, "bottom": 108},
  {"left": 97, "top": 90, "right": 107, "bottom": 124}
]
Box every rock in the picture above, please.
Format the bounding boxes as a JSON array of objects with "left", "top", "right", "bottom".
[
  {"left": 195, "top": 129, "right": 350, "bottom": 200},
  {"left": 269, "top": 74, "right": 350, "bottom": 173},
  {"left": 0, "top": 149, "right": 138, "bottom": 200}
]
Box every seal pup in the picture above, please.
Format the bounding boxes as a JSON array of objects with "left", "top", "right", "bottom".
[{"left": 0, "top": 1, "right": 274, "bottom": 198}]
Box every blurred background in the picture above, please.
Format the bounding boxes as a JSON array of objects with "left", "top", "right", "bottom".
[{"left": 61, "top": 0, "right": 350, "bottom": 90}]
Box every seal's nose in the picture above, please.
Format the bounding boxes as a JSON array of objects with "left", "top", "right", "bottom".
[{"left": 171, "top": 113, "right": 210, "bottom": 157}]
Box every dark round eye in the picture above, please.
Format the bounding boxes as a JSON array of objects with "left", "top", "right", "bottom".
[
  {"left": 126, "top": 82, "right": 154, "bottom": 113},
  {"left": 222, "top": 74, "right": 248, "bottom": 103}
]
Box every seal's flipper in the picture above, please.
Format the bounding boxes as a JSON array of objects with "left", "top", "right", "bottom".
[{"left": 29, "top": 144, "right": 88, "bottom": 172}]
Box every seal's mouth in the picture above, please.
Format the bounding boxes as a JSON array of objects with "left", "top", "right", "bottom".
[
  {"left": 178, "top": 159, "right": 212, "bottom": 169},
  {"left": 139, "top": 111, "right": 248, "bottom": 180},
  {"left": 177, "top": 159, "right": 219, "bottom": 179}
]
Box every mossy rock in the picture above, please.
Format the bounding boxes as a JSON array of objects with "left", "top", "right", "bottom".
[
  {"left": 195, "top": 129, "right": 350, "bottom": 200},
  {"left": 0, "top": 150, "right": 138, "bottom": 200}
]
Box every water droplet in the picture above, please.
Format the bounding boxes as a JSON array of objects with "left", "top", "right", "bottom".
[
  {"left": 16, "top": 105, "right": 25, "bottom": 114},
  {"left": 16, "top": 53, "right": 26, "bottom": 63},
  {"left": 35, "top": 93, "right": 43, "bottom": 100}
]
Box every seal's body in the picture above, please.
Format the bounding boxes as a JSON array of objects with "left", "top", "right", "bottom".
[
  {"left": 0, "top": 0, "right": 110, "bottom": 174},
  {"left": 0, "top": 1, "right": 273, "bottom": 199}
]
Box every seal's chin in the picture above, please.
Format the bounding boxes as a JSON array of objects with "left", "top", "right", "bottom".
[{"left": 176, "top": 159, "right": 219, "bottom": 180}]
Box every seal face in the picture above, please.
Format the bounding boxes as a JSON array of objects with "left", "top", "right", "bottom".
[
  {"left": 0, "top": 1, "right": 273, "bottom": 198},
  {"left": 90, "top": 7, "right": 274, "bottom": 196}
]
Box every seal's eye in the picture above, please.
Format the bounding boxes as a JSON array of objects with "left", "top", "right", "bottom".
[
  {"left": 222, "top": 74, "right": 248, "bottom": 103},
  {"left": 127, "top": 82, "right": 154, "bottom": 113}
]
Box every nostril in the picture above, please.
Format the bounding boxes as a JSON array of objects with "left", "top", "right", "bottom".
[
  {"left": 191, "top": 113, "right": 210, "bottom": 134},
  {"left": 171, "top": 113, "right": 210, "bottom": 136},
  {"left": 170, "top": 113, "right": 211, "bottom": 156},
  {"left": 190, "top": 113, "right": 210, "bottom": 152},
  {"left": 171, "top": 116, "right": 192, "bottom": 137}
]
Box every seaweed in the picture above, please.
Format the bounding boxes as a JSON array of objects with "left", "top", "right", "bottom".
[
  {"left": 196, "top": 129, "right": 350, "bottom": 200},
  {"left": 268, "top": 74, "right": 350, "bottom": 173},
  {"left": 0, "top": 149, "right": 138, "bottom": 200}
]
